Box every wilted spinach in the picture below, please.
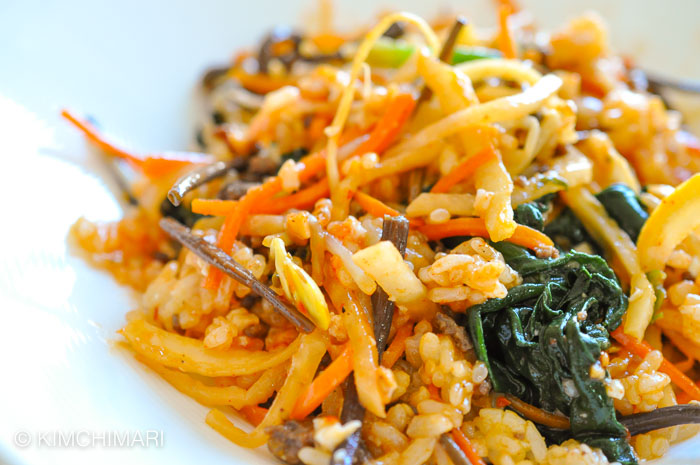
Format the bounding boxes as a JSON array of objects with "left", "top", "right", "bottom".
[
  {"left": 543, "top": 208, "right": 595, "bottom": 251},
  {"left": 544, "top": 184, "right": 647, "bottom": 251},
  {"left": 596, "top": 184, "right": 648, "bottom": 242},
  {"left": 462, "top": 242, "right": 636, "bottom": 464},
  {"left": 513, "top": 195, "right": 554, "bottom": 231}
]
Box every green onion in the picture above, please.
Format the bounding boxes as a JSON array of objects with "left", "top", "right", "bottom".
[
  {"left": 366, "top": 37, "right": 501, "bottom": 69},
  {"left": 647, "top": 269, "right": 667, "bottom": 312},
  {"left": 366, "top": 37, "right": 415, "bottom": 68},
  {"left": 451, "top": 46, "right": 502, "bottom": 64}
]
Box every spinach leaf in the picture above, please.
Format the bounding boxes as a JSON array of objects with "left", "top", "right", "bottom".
[
  {"left": 543, "top": 209, "right": 596, "bottom": 251},
  {"left": 545, "top": 184, "right": 647, "bottom": 251},
  {"left": 596, "top": 184, "right": 648, "bottom": 242},
  {"left": 462, "top": 243, "right": 636, "bottom": 464},
  {"left": 513, "top": 197, "right": 552, "bottom": 231}
]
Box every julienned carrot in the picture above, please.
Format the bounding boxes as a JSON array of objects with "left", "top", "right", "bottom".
[
  {"left": 611, "top": 327, "right": 700, "bottom": 402},
  {"left": 497, "top": 5, "right": 517, "bottom": 59},
  {"left": 240, "top": 405, "right": 268, "bottom": 426},
  {"left": 205, "top": 151, "right": 327, "bottom": 287},
  {"left": 206, "top": 183, "right": 275, "bottom": 288},
  {"left": 206, "top": 130, "right": 361, "bottom": 288},
  {"left": 192, "top": 199, "right": 237, "bottom": 216},
  {"left": 451, "top": 428, "right": 487, "bottom": 465},
  {"left": 290, "top": 344, "right": 354, "bottom": 420},
  {"left": 61, "top": 109, "right": 138, "bottom": 162},
  {"left": 193, "top": 179, "right": 329, "bottom": 217},
  {"left": 61, "top": 109, "right": 213, "bottom": 178},
  {"left": 308, "top": 114, "right": 331, "bottom": 142},
  {"left": 495, "top": 396, "right": 511, "bottom": 408},
  {"left": 229, "top": 68, "right": 295, "bottom": 94},
  {"left": 677, "top": 388, "right": 700, "bottom": 405},
  {"left": 354, "top": 191, "right": 400, "bottom": 217},
  {"left": 381, "top": 323, "right": 414, "bottom": 368},
  {"left": 349, "top": 93, "right": 416, "bottom": 158},
  {"left": 496, "top": 0, "right": 520, "bottom": 13},
  {"left": 138, "top": 153, "right": 216, "bottom": 179},
  {"left": 678, "top": 130, "right": 700, "bottom": 157},
  {"left": 257, "top": 178, "right": 330, "bottom": 214},
  {"left": 431, "top": 146, "right": 498, "bottom": 193},
  {"left": 312, "top": 33, "right": 347, "bottom": 53},
  {"left": 353, "top": 191, "right": 424, "bottom": 227},
  {"left": 419, "top": 218, "right": 554, "bottom": 251}
]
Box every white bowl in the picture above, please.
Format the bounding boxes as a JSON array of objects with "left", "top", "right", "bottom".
[{"left": 1, "top": 1, "right": 699, "bottom": 464}]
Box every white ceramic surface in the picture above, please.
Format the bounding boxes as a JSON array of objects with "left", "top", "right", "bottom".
[{"left": 1, "top": 1, "right": 700, "bottom": 464}]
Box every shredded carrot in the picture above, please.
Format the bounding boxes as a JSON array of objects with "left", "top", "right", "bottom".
[
  {"left": 677, "top": 389, "right": 698, "bottom": 405},
  {"left": 504, "top": 394, "right": 571, "bottom": 429},
  {"left": 191, "top": 199, "right": 237, "bottom": 216},
  {"left": 61, "top": 109, "right": 212, "bottom": 178},
  {"left": 495, "top": 396, "right": 511, "bottom": 408},
  {"left": 431, "top": 146, "right": 499, "bottom": 193},
  {"left": 611, "top": 327, "right": 700, "bottom": 402},
  {"left": 240, "top": 405, "right": 268, "bottom": 426},
  {"left": 678, "top": 130, "right": 700, "bottom": 157},
  {"left": 205, "top": 130, "right": 362, "bottom": 288},
  {"left": 257, "top": 178, "right": 330, "bottom": 214},
  {"left": 308, "top": 114, "right": 331, "bottom": 143},
  {"left": 137, "top": 154, "right": 215, "bottom": 179},
  {"left": 381, "top": 323, "right": 414, "bottom": 368},
  {"left": 353, "top": 191, "right": 424, "bottom": 227},
  {"left": 451, "top": 428, "right": 487, "bottom": 465},
  {"left": 312, "top": 33, "right": 347, "bottom": 53},
  {"left": 195, "top": 179, "right": 328, "bottom": 217},
  {"left": 205, "top": 183, "right": 275, "bottom": 288},
  {"left": 61, "top": 109, "right": 139, "bottom": 163},
  {"left": 496, "top": 0, "right": 520, "bottom": 13},
  {"left": 349, "top": 93, "right": 416, "bottom": 158},
  {"left": 497, "top": 5, "right": 517, "bottom": 59},
  {"left": 419, "top": 218, "right": 554, "bottom": 251},
  {"left": 353, "top": 190, "right": 400, "bottom": 217},
  {"left": 290, "top": 344, "right": 354, "bottom": 420},
  {"left": 229, "top": 68, "right": 295, "bottom": 94}
]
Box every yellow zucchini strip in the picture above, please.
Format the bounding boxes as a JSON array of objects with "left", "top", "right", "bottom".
[
  {"left": 120, "top": 318, "right": 300, "bottom": 377},
  {"left": 418, "top": 53, "right": 516, "bottom": 241},
  {"left": 205, "top": 331, "right": 327, "bottom": 448},
  {"left": 637, "top": 173, "right": 700, "bottom": 272},
  {"left": 562, "top": 187, "right": 655, "bottom": 340},
  {"left": 139, "top": 357, "right": 286, "bottom": 409}
]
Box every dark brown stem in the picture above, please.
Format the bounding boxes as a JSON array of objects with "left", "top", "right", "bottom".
[
  {"left": 373, "top": 215, "right": 410, "bottom": 360},
  {"left": 439, "top": 434, "right": 473, "bottom": 465},
  {"left": 330, "top": 375, "right": 370, "bottom": 465},
  {"left": 159, "top": 217, "right": 315, "bottom": 333},
  {"left": 417, "top": 17, "right": 468, "bottom": 104},
  {"left": 95, "top": 150, "right": 138, "bottom": 206},
  {"left": 167, "top": 159, "right": 244, "bottom": 206},
  {"left": 331, "top": 215, "right": 410, "bottom": 464},
  {"left": 645, "top": 71, "right": 700, "bottom": 95},
  {"left": 620, "top": 404, "right": 700, "bottom": 436}
]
